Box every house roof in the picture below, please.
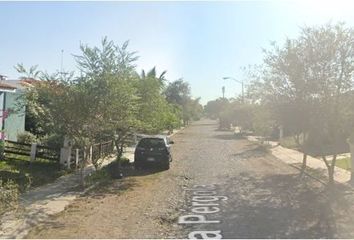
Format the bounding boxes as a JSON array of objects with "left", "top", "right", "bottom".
[
  {"left": 0, "top": 79, "right": 37, "bottom": 92},
  {"left": 0, "top": 81, "right": 17, "bottom": 92}
]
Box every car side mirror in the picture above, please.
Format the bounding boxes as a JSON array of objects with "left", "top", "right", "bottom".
[{"left": 169, "top": 140, "right": 175, "bottom": 144}]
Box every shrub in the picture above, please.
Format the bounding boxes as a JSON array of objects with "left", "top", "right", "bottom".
[
  {"left": 106, "top": 160, "right": 121, "bottom": 178},
  {"left": 0, "top": 179, "right": 19, "bottom": 215},
  {"left": 17, "top": 131, "right": 38, "bottom": 144},
  {"left": 120, "top": 157, "right": 131, "bottom": 167},
  {"left": 41, "top": 134, "right": 65, "bottom": 149}
]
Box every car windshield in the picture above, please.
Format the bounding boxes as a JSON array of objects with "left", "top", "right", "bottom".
[{"left": 138, "top": 138, "right": 165, "bottom": 148}]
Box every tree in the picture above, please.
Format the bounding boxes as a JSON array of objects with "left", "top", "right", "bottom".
[
  {"left": 75, "top": 37, "right": 140, "bottom": 170},
  {"left": 136, "top": 68, "right": 171, "bottom": 133},
  {"left": 14, "top": 63, "right": 41, "bottom": 79},
  {"left": 182, "top": 97, "right": 203, "bottom": 125},
  {"left": 256, "top": 23, "right": 354, "bottom": 184},
  {"left": 164, "top": 79, "right": 202, "bottom": 126},
  {"left": 204, "top": 98, "right": 229, "bottom": 120},
  {"left": 257, "top": 37, "right": 316, "bottom": 174},
  {"left": 23, "top": 76, "right": 102, "bottom": 185},
  {"left": 300, "top": 23, "right": 354, "bottom": 184},
  {"left": 16, "top": 37, "right": 201, "bottom": 183},
  {"left": 165, "top": 79, "right": 190, "bottom": 106}
]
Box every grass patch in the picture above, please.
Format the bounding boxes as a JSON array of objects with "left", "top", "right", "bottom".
[
  {"left": 0, "top": 153, "right": 69, "bottom": 192},
  {"left": 335, "top": 157, "right": 351, "bottom": 171}
]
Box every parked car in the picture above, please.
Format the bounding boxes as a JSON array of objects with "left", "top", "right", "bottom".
[{"left": 134, "top": 135, "right": 174, "bottom": 170}]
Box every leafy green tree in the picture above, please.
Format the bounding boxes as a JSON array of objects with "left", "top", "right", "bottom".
[
  {"left": 165, "top": 79, "right": 190, "bottom": 106},
  {"left": 136, "top": 68, "right": 175, "bottom": 133},
  {"left": 15, "top": 37, "right": 201, "bottom": 183},
  {"left": 14, "top": 63, "right": 41, "bottom": 79},
  {"left": 255, "top": 23, "right": 354, "bottom": 184},
  {"left": 21, "top": 76, "right": 101, "bottom": 185},
  {"left": 204, "top": 98, "right": 230, "bottom": 129},
  {"left": 164, "top": 79, "right": 202, "bottom": 125},
  {"left": 75, "top": 37, "right": 140, "bottom": 165}
]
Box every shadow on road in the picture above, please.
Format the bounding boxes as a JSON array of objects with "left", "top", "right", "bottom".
[
  {"left": 222, "top": 172, "right": 354, "bottom": 238},
  {"left": 213, "top": 133, "right": 245, "bottom": 140},
  {"left": 122, "top": 166, "right": 167, "bottom": 177},
  {"left": 195, "top": 123, "right": 217, "bottom": 126},
  {"left": 214, "top": 128, "right": 232, "bottom": 132},
  {"left": 232, "top": 145, "right": 269, "bottom": 159},
  {"left": 87, "top": 177, "right": 139, "bottom": 197}
]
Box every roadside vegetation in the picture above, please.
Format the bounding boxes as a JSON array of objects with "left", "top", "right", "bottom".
[
  {"left": 0, "top": 38, "right": 203, "bottom": 212},
  {"left": 205, "top": 22, "right": 354, "bottom": 185}
]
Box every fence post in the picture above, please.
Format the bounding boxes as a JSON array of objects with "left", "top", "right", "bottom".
[
  {"left": 30, "top": 143, "right": 37, "bottom": 162},
  {"left": 89, "top": 145, "right": 93, "bottom": 163},
  {"left": 60, "top": 136, "right": 72, "bottom": 169},
  {"left": 75, "top": 148, "right": 79, "bottom": 169},
  {"left": 83, "top": 147, "right": 87, "bottom": 167}
]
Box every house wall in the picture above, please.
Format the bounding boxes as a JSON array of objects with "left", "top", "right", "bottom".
[
  {"left": 3, "top": 92, "right": 26, "bottom": 141},
  {"left": 0, "top": 92, "right": 4, "bottom": 131}
]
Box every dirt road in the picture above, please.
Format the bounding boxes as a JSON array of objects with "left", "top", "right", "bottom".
[{"left": 26, "top": 120, "right": 354, "bottom": 238}]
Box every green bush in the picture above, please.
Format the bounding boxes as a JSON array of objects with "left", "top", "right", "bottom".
[
  {"left": 106, "top": 160, "right": 121, "bottom": 178},
  {"left": 118, "top": 157, "right": 130, "bottom": 167},
  {"left": 0, "top": 179, "right": 19, "bottom": 215},
  {"left": 17, "top": 131, "right": 38, "bottom": 144},
  {"left": 41, "top": 134, "right": 64, "bottom": 149}
]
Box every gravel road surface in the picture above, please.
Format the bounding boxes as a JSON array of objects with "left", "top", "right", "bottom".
[{"left": 26, "top": 119, "right": 354, "bottom": 239}]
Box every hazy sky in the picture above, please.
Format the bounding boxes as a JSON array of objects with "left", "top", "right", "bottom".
[{"left": 1, "top": 0, "right": 354, "bottom": 103}]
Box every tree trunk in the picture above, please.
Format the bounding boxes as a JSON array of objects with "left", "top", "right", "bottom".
[
  {"left": 300, "top": 153, "right": 307, "bottom": 176},
  {"left": 79, "top": 147, "right": 89, "bottom": 188},
  {"left": 327, "top": 155, "right": 337, "bottom": 186},
  {"left": 328, "top": 166, "right": 335, "bottom": 186},
  {"left": 113, "top": 140, "right": 123, "bottom": 179}
]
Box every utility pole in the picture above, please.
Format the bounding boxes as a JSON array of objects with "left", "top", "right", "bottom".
[
  {"left": 222, "top": 86, "right": 225, "bottom": 99},
  {"left": 59, "top": 49, "right": 69, "bottom": 80},
  {"left": 60, "top": 49, "right": 64, "bottom": 74}
]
